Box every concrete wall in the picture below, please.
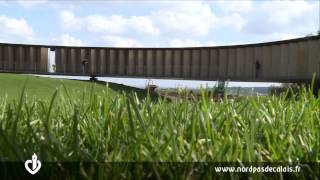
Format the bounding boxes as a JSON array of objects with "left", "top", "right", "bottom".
[
  {"left": 0, "top": 35, "right": 319, "bottom": 82},
  {"left": 0, "top": 45, "right": 48, "bottom": 73}
]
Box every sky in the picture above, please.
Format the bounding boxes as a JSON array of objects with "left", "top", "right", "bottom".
[{"left": 0, "top": 0, "right": 319, "bottom": 88}]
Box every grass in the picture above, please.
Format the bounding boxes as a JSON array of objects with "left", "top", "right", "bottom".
[
  {"left": 0, "top": 74, "right": 320, "bottom": 179},
  {"left": 0, "top": 73, "right": 158, "bottom": 102},
  {"left": 0, "top": 73, "right": 114, "bottom": 102}
]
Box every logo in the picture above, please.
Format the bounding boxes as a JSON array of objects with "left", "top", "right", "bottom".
[{"left": 25, "top": 153, "right": 41, "bottom": 175}]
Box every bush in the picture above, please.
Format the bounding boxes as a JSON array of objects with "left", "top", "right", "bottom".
[{"left": 268, "top": 83, "right": 301, "bottom": 97}]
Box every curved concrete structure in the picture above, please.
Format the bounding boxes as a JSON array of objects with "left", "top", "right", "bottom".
[{"left": 0, "top": 35, "right": 319, "bottom": 83}]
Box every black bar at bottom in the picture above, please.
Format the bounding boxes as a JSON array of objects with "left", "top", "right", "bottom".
[{"left": 0, "top": 162, "right": 319, "bottom": 179}]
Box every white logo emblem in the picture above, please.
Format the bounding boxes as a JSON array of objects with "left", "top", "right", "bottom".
[{"left": 25, "top": 153, "right": 41, "bottom": 175}]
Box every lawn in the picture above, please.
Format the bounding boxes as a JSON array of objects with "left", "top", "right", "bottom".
[
  {"left": 0, "top": 73, "right": 159, "bottom": 102},
  {"left": 0, "top": 73, "right": 319, "bottom": 179},
  {"left": 0, "top": 73, "right": 114, "bottom": 102}
]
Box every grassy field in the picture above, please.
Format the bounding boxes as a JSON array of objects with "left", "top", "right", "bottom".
[
  {"left": 0, "top": 73, "right": 114, "bottom": 102},
  {"left": 0, "top": 73, "right": 158, "bottom": 102},
  {"left": 0, "top": 74, "right": 319, "bottom": 179}
]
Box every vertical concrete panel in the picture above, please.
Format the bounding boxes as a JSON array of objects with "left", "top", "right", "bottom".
[
  {"left": 55, "top": 48, "right": 61, "bottom": 73},
  {"left": 56, "top": 48, "right": 62, "bottom": 73},
  {"left": 262, "top": 46, "right": 272, "bottom": 79},
  {"left": 61, "top": 48, "right": 67, "bottom": 73},
  {"left": 219, "top": 49, "right": 228, "bottom": 79},
  {"left": 227, "top": 48, "right": 236, "bottom": 78},
  {"left": 164, "top": 49, "right": 172, "bottom": 77},
  {"left": 136, "top": 49, "right": 144, "bottom": 76},
  {"left": 127, "top": 49, "right": 135, "bottom": 75},
  {"left": 77, "top": 48, "right": 84, "bottom": 74},
  {"left": 6, "top": 46, "right": 14, "bottom": 71},
  {"left": 173, "top": 49, "right": 181, "bottom": 77},
  {"left": 64, "top": 48, "right": 71, "bottom": 73},
  {"left": 182, "top": 50, "right": 191, "bottom": 78},
  {"left": 99, "top": 49, "right": 106, "bottom": 75},
  {"left": 69, "top": 48, "right": 76, "bottom": 73},
  {"left": 297, "top": 41, "right": 309, "bottom": 78},
  {"left": 288, "top": 43, "right": 298, "bottom": 78},
  {"left": 191, "top": 49, "right": 200, "bottom": 78},
  {"left": 89, "top": 49, "right": 97, "bottom": 74},
  {"left": 85, "top": 49, "right": 91, "bottom": 74},
  {"left": 0, "top": 46, "right": 3, "bottom": 70},
  {"left": 280, "top": 44, "right": 289, "bottom": 78},
  {"left": 29, "top": 47, "right": 36, "bottom": 72},
  {"left": 109, "top": 49, "right": 116, "bottom": 75},
  {"left": 104, "top": 49, "right": 109, "bottom": 75},
  {"left": 143, "top": 50, "right": 148, "bottom": 76},
  {"left": 66, "top": 48, "right": 73, "bottom": 73},
  {"left": 35, "top": 47, "right": 41, "bottom": 72},
  {"left": 271, "top": 45, "right": 281, "bottom": 79},
  {"left": 35, "top": 47, "right": 40, "bottom": 72},
  {"left": 73, "top": 48, "right": 80, "bottom": 74},
  {"left": 104, "top": 49, "right": 110, "bottom": 75},
  {"left": 3, "top": 46, "right": 8, "bottom": 70},
  {"left": 94, "top": 49, "right": 101, "bottom": 75},
  {"left": 308, "top": 40, "right": 319, "bottom": 77},
  {"left": 200, "top": 49, "right": 209, "bottom": 79},
  {"left": 146, "top": 49, "right": 154, "bottom": 76},
  {"left": 9, "top": 46, "right": 15, "bottom": 71},
  {"left": 39, "top": 47, "right": 48, "bottom": 73},
  {"left": 13, "top": 46, "right": 19, "bottom": 71},
  {"left": 36, "top": 47, "right": 42, "bottom": 72},
  {"left": 15, "top": 46, "right": 24, "bottom": 71},
  {"left": 236, "top": 48, "right": 245, "bottom": 79},
  {"left": 79, "top": 49, "right": 85, "bottom": 74},
  {"left": 245, "top": 47, "right": 254, "bottom": 79},
  {"left": 124, "top": 49, "right": 129, "bottom": 75},
  {"left": 34, "top": 47, "right": 38, "bottom": 72},
  {"left": 316, "top": 39, "right": 320, "bottom": 78},
  {"left": 155, "top": 50, "right": 163, "bottom": 77},
  {"left": 43, "top": 47, "right": 49, "bottom": 73},
  {"left": 118, "top": 49, "right": 126, "bottom": 75},
  {"left": 54, "top": 48, "right": 59, "bottom": 73},
  {"left": 209, "top": 49, "right": 218, "bottom": 79},
  {"left": 253, "top": 47, "right": 263, "bottom": 80}
]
